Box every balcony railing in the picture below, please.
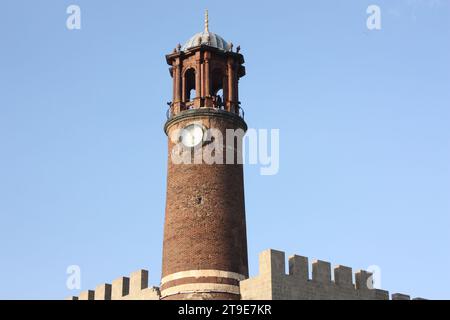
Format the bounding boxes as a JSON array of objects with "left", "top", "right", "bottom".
[{"left": 166, "top": 102, "right": 245, "bottom": 120}]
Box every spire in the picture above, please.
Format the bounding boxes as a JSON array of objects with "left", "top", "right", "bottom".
[{"left": 204, "top": 9, "right": 209, "bottom": 33}]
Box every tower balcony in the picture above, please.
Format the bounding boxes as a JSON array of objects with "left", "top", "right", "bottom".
[{"left": 166, "top": 100, "right": 245, "bottom": 120}]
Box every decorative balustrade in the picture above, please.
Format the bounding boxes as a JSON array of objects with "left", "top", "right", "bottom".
[{"left": 166, "top": 102, "right": 245, "bottom": 120}]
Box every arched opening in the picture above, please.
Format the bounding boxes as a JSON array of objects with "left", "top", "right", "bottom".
[
  {"left": 184, "top": 68, "right": 196, "bottom": 104},
  {"left": 211, "top": 67, "right": 225, "bottom": 109}
]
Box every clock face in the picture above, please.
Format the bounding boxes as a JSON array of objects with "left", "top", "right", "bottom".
[{"left": 181, "top": 124, "right": 204, "bottom": 147}]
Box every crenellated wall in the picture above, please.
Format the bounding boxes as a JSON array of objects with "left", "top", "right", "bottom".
[
  {"left": 240, "top": 249, "right": 420, "bottom": 300},
  {"left": 67, "top": 250, "right": 423, "bottom": 300},
  {"left": 67, "top": 270, "right": 160, "bottom": 300}
]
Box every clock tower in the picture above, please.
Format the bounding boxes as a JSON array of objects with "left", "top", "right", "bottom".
[{"left": 160, "top": 11, "right": 249, "bottom": 300}]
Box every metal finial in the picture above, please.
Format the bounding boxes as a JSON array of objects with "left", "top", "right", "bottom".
[{"left": 205, "top": 10, "right": 209, "bottom": 33}]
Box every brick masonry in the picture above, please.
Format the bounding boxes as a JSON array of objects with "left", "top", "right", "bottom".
[{"left": 161, "top": 110, "right": 249, "bottom": 300}]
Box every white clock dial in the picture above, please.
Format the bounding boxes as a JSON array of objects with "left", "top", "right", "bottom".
[{"left": 181, "top": 124, "right": 204, "bottom": 147}]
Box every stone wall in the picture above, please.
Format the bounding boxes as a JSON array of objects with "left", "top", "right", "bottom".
[
  {"left": 240, "top": 249, "right": 419, "bottom": 300},
  {"left": 68, "top": 250, "right": 422, "bottom": 300},
  {"left": 67, "top": 270, "right": 160, "bottom": 300}
]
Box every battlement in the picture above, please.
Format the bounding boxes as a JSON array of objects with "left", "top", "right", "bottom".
[
  {"left": 240, "top": 249, "right": 422, "bottom": 300},
  {"left": 67, "top": 270, "right": 160, "bottom": 300},
  {"left": 66, "top": 251, "right": 424, "bottom": 300}
]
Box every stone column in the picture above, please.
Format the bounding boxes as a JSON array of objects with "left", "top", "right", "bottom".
[
  {"left": 195, "top": 53, "right": 202, "bottom": 99},
  {"left": 205, "top": 60, "right": 210, "bottom": 97},
  {"left": 175, "top": 59, "right": 181, "bottom": 103},
  {"left": 227, "top": 58, "right": 235, "bottom": 112},
  {"left": 181, "top": 69, "right": 186, "bottom": 103},
  {"left": 200, "top": 63, "right": 205, "bottom": 98},
  {"left": 172, "top": 66, "right": 176, "bottom": 103},
  {"left": 204, "top": 51, "right": 212, "bottom": 107}
]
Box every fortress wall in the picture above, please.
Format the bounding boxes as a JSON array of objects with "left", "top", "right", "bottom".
[
  {"left": 67, "top": 270, "right": 160, "bottom": 300},
  {"left": 240, "top": 249, "right": 419, "bottom": 300},
  {"left": 66, "top": 251, "right": 422, "bottom": 300}
]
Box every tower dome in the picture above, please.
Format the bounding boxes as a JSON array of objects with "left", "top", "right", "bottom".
[
  {"left": 181, "top": 31, "right": 230, "bottom": 52},
  {"left": 180, "top": 10, "right": 231, "bottom": 52}
]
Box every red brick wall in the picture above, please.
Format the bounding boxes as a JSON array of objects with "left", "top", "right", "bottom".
[{"left": 161, "top": 110, "right": 248, "bottom": 300}]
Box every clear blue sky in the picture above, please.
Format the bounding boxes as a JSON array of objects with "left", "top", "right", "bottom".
[{"left": 0, "top": 0, "right": 449, "bottom": 300}]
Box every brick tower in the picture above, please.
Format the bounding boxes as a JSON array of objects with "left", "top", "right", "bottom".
[{"left": 160, "top": 11, "right": 248, "bottom": 300}]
